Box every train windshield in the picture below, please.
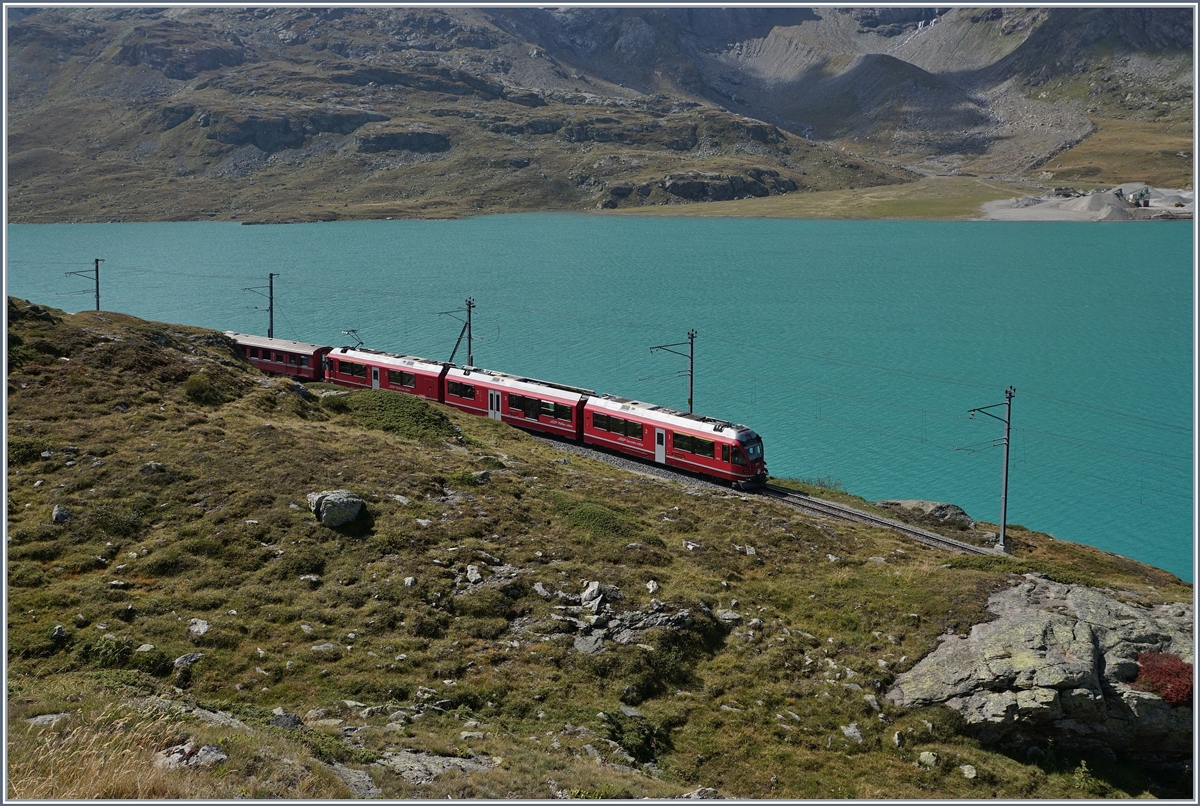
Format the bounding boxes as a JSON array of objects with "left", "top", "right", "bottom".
[{"left": 742, "top": 438, "right": 763, "bottom": 462}]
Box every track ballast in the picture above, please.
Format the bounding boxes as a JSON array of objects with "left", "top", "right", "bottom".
[{"left": 761, "top": 484, "right": 997, "bottom": 556}]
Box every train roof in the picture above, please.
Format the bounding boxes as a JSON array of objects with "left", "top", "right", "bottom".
[
  {"left": 225, "top": 332, "right": 331, "bottom": 354},
  {"left": 331, "top": 346, "right": 447, "bottom": 374},
  {"left": 591, "top": 394, "right": 759, "bottom": 440},
  {"left": 448, "top": 365, "right": 596, "bottom": 401}
]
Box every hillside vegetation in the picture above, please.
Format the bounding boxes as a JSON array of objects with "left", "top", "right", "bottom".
[
  {"left": 5, "top": 7, "right": 1191, "bottom": 223},
  {"left": 6, "top": 298, "right": 1191, "bottom": 799}
]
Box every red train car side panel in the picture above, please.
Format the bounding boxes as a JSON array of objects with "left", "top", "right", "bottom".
[
  {"left": 325, "top": 347, "right": 446, "bottom": 402},
  {"left": 226, "top": 332, "right": 331, "bottom": 381}
]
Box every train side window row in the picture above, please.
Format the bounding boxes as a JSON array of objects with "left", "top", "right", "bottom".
[
  {"left": 448, "top": 381, "right": 476, "bottom": 400},
  {"left": 593, "top": 412, "right": 643, "bottom": 440},
  {"left": 246, "top": 347, "right": 308, "bottom": 367},
  {"left": 509, "top": 394, "right": 572, "bottom": 422},
  {"left": 674, "top": 432, "right": 716, "bottom": 459},
  {"left": 338, "top": 360, "right": 367, "bottom": 378},
  {"left": 388, "top": 369, "right": 416, "bottom": 388}
]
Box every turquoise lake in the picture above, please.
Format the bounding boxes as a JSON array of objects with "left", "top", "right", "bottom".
[{"left": 6, "top": 216, "right": 1194, "bottom": 581}]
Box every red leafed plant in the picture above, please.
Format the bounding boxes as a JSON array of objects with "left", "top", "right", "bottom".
[{"left": 1132, "top": 652, "right": 1193, "bottom": 707}]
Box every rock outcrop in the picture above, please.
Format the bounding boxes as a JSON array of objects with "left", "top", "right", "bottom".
[
  {"left": 662, "top": 169, "right": 795, "bottom": 202},
  {"left": 879, "top": 499, "right": 974, "bottom": 528},
  {"left": 306, "top": 490, "right": 364, "bottom": 528},
  {"left": 886, "top": 575, "right": 1192, "bottom": 760}
]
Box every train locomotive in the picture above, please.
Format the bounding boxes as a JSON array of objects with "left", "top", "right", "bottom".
[{"left": 226, "top": 332, "right": 768, "bottom": 489}]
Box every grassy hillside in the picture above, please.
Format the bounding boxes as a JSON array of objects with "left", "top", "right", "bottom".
[{"left": 6, "top": 299, "right": 1191, "bottom": 799}]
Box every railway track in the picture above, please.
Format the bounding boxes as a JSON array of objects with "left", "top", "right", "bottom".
[
  {"left": 531, "top": 434, "right": 997, "bottom": 556},
  {"left": 761, "top": 484, "right": 997, "bottom": 556}
]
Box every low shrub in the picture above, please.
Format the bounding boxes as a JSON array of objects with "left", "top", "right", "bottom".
[
  {"left": 339, "top": 390, "right": 458, "bottom": 441},
  {"left": 184, "top": 371, "right": 227, "bottom": 406},
  {"left": 567, "top": 502, "right": 640, "bottom": 539},
  {"left": 1133, "top": 652, "right": 1192, "bottom": 706},
  {"left": 8, "top": 435, "right": 47, "bottom": 465},
  {"left": 90, "top": 505, "right": 143, "bottom": 538}
]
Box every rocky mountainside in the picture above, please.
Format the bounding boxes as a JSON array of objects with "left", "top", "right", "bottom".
[{"left": 5, "top": 7, "right": 1193, "bottom": 222}]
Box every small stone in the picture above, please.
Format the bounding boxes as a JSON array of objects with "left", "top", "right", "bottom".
[
  {"left": 864, "top": 695, "right": 881, "bottom": 712},
  {"left": 715, "top": 609, "right": 742, "bottom": 624},
  {"left": 827, "top": 554, "right": 840, "bottom": 562},
  {"left": 269, "top": 713, "right": 303, "bottom": 729},
  {"left": 135, "top": 643, "right": 154, "bottom": 653},
  {"left": 404, "top": 576, "right": 416, "bottom": 587},
  {"left": 154, "top": 742, "right": 229, "bottom": 769},
  {"left": 311, "top": 642, "right": 341, "bottom": 656},
  {"left": 174, "top": 652, "right": 203, "bottom": 668},
  {"left": 893, "top": 731, "right": 904, "bottom": 749},
  {"left": 25, "top": 713, "right": 69, "bottom": 726},
  {"left": 466, "top": 565, "right": 483, "bottom": 584},
  {"left": 51, "top": 625, "right": 66, "bottom": 641},
  {"left": 918, "top": 751, "right": 938, "bottom": 768},
  {"left": 51, "top": 505, "right": 72, "bottom": 523},
  {"left": 187, "top": 618, "right": 210, "bottom": 636},
  {"left": 580, "top": 580, "right": 602, "bottom": 605},
  {"left": 961, "top": 764, "right": 977, "bottom": 779},
  {"left": 460, "top": 731, "right": 485, "bottom": 739},
  {"left": 646, "top": 580, "right": 660, "bottom": 595},
  {"left": 300, "top": 623, "right": 314, "bottom": 634},
  {"left": 299, "top": 574, "right": 321, "bottom": 586},
  {"left": 841, "top": 723, "right": 863, "bottom": 743}
]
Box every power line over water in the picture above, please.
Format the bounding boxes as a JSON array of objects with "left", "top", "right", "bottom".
[{"left": 6, "top": 216, "right": 1193, "bottom": 580}]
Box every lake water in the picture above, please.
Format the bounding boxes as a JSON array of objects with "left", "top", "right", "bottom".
[{"left": 6, "top": 216, "right": 1194, "bottom": 581}]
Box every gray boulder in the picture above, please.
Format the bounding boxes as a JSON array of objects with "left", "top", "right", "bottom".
[
  {"left": 886, "top": 576, "right": 1192, "bottom": 760},
  {"left": 51, "top": 505, "right": 72, "bottom": 523},
  {"left": 880, "top": 499, "right": 974, "bottom": 527},
  {"left": 154, "top": 742, "right": 229, "bottom": 769},
  {"left": 306, "top": 490, "right": 364, "bottom": 528}
]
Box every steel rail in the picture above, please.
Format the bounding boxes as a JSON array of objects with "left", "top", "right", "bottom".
[{"left": 760, "top": 484, "right": 997, "bottom": 556}]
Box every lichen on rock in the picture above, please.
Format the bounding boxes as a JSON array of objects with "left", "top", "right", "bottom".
[{"left": 885, "top": 575, "right": 1192, "bottom": 760}]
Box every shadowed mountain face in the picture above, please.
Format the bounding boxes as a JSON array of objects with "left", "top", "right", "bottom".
[{"left": 5, "top": 7, "right": 1192, "bottom": 222}]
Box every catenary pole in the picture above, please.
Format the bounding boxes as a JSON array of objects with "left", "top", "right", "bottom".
[
  {"left": 966, "top": 386, "right": 1016, "bottom": 553},
  {"left": 268, "top": 273, "right": 277, "bottom": 339},
  {"left": 650, "top": 329, "right": 697, "bottom": 414}
]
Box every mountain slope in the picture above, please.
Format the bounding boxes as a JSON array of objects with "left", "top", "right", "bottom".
[{"left": 4, "top": 7, "right": 1192, "bottom": 223}]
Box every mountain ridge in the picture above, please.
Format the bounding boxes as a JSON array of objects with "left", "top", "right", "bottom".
[{"left": 5, "top": 6, "right": 1192, "bottom": 222}]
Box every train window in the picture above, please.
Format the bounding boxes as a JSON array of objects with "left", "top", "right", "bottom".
[
  {"left": 540, "top": 400, "right": 573, "bottom": 422},
  {"left": 731, "top": 447, "right": 747, "bottom": 466},
  {"left": 249, "top": 347, "right": 259, "bottom": 358},
  {"left": 509, "top": 394, "right": 539, "bottom": 419},
  {"left": 300, "top": 356, "right": 309, "bottom": 367},
  {"left": 388, "top": 370, "right": 416, "bottom": 388},
  {"left": 593, "top": 412, "right": 641, "bottom": 438},
  {"left": 289, "top": 354, "right": 298, "bottom": 365},
  {"left": 340, "top": 360, "right": 367, "bottom": 378},
  {"left": 742, "top": 439, "right": 764, "bottom": 462},
  {"left": 448, "top": 381, "right": 476, "bottom": 400},
  {"left": 722, "top": 445, "right": 730, "bottom": 463},
  {"left": 275, "top": 352, "right": 284, "bottom": 362},
  {"left": 675, "top": 433, "right": 715, "bottom": 458}
]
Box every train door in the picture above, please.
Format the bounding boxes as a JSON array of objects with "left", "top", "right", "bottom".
[
  {"left": 655, "top": 428, "right": 666, "bottom": 464},
  {"left": 371, "top": 367, "right": 380, "bottom": 390},
  {"left": 487, "top": 389, "right": 502, "bottom": 420}
]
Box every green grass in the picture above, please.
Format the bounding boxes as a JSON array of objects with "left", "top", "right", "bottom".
[{"left": 6, "top": 298, "right": 1192, "bottom": 798}]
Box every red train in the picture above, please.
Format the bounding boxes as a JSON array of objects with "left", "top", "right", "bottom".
[{"left": 227, "top": 332, "right": 767, "bottom": 489}]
